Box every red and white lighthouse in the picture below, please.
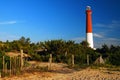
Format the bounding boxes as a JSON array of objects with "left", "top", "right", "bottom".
[{"left": 86, "top": 6, "right": 94, "bottom": 48}]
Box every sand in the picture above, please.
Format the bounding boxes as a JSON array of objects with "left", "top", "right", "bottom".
[{"left": 0, "top": 62, "right": 120, "bottom": 80}]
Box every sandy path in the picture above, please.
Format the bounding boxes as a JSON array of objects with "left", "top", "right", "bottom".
[{"left": 0, "top": 62, "right": 120, "bottom": 80}]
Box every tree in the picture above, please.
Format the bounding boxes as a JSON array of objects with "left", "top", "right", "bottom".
[
  {"left": 109, "top": 45, "right": 120, "bottom": 65},
  {"left": 80, "top": 40, "right": 89, "bottom": 48},
  {"left": 96, "top": 44, "right": 109, "bottom": 58}
]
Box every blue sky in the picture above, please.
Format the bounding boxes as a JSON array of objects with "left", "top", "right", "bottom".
[{"left": 0, "top": 0, "right": 120, "bottom": 48}]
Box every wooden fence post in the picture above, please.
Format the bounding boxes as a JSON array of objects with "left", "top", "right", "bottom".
[
  {"left": 15, "top": 57, "right": 17, "bottom": 75},
  {"left": 2, "top": 56, "right": 5, "bottom": 78},
  {"left": 20, "top": 50, "right": 23, "bottom": 70},
  {"left": 49, "top": 54, "right": 52, "bottom": 70},
  {"left": 11, "top": 57, "right": 13, "bottom": 75},
  {"left": 13, "top": 57, "right": 15, "bottom": 75},
  {"left": 72, "top": 54, "right": 74, "bottom": 67},
  {"left": 5, "top": 63, "right": 7, "bottom": 75},
  {"left": 10, "top": 57, "right": 11, "bottom": 76},
  {"left": 19, "top": 56, "right": 21, "bottom": 71},
  {"left": 87, "top": 54, "right": 89, "bottom": 65}
]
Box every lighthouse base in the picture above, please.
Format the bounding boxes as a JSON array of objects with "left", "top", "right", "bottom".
[{"left": 86, "top": 33, "right": 94, "bottom": 48}]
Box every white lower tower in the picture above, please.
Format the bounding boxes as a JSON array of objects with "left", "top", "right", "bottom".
[{"left": 86, "top": 33, "right": 94, "bottom": 48}]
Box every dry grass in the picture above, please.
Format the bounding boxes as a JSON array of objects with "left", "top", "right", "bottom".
[
  {"left": 0, "top": 62, "right": 120, "bottom": 80},
  {"left": 6, "top": 51, "right": 30, "bottom": 57}
]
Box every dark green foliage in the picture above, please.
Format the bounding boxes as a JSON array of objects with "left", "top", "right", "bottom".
[
  {"left": 96, "top": 44, "right": 109, "bottom": 58},
  {"left": 108, "top": 46, "right": 120, "bottom": 66},
  {"left": 30, "top": 53, "right": 42, "bottom": 61},
  {"left": 0, "top": 51, "right": 8, "bottom": 69},
  {"left": 109, "top": 52, "right": 120, "bottom": 66},
  {"left": 38, "top": 40, "right": 98, "bottom": 66},
  {"left": 96, "top": 45, "right": 120, "bottom": 66},
  {"left": 0, "top": 36, "right": 120, "bottom": 66}
]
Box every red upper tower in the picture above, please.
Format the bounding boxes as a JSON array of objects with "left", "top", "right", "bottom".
[{"left": 86, "top": 6, "right": 92, "bottom": 33}]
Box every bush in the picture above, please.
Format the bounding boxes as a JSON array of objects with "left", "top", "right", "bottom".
[{"left": 109, "top": 52, "right": 120, "bottom": 66}]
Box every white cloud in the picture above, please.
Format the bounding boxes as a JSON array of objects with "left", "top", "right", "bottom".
[
  {"left": 93, "top": 33, "right": 103, "bottom": 38},
  {"left": 94, "top": 20, "right": 120, "bottom": 28},
  {"left": 0, "top": 32, "right": 19, "bottom": 41},
  {"left": 70, "top": 36, "right": 120, "bottom": 48},
  {"left": 94, "top": 23, "right": 106, "bottom": 27},
  {"left": 94, "top": 37, "right": 120, "bottom": 48},
  {"left": 71, "top": 37, "right": 85, "bottom": 43},
  {"left": 105, "top": 38, "right": 119, "bottom": 41},
  {"left": 93, "top": 20, "right": 120, "bottom": 48},
  {"left": 0, "top": 21, "right": 17, "bottom": 25},
  {"left": 112, "top": 20, "right": 120, "bottom": 24}
]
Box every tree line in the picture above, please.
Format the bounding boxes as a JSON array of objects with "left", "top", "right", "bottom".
[{"left": 0, "top": 36, "right": 120, "bottom": 66}]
